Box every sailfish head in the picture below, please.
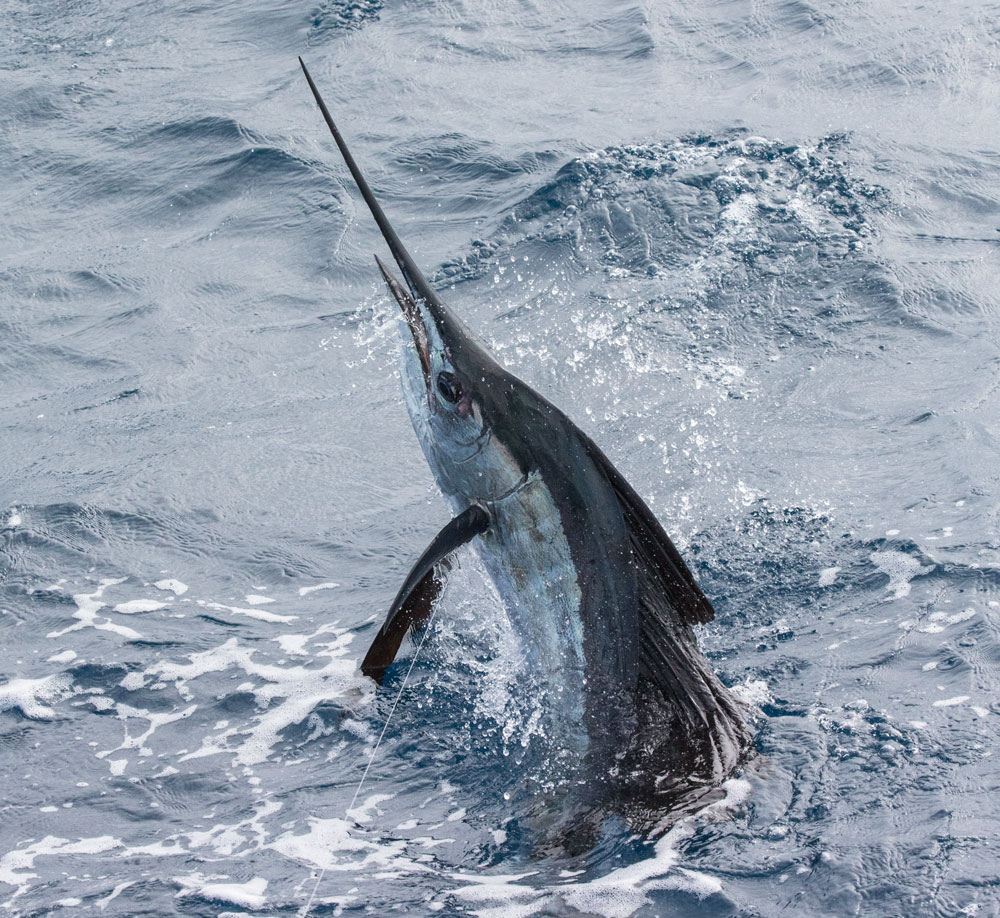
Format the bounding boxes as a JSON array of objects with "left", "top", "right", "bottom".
[{"left": 299, "top": 59, "right": 527, "bottom": 504}]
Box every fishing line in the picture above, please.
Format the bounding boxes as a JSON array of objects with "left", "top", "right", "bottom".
[{"left": 299, "top": 611, "right": 436, "bottom": 918}]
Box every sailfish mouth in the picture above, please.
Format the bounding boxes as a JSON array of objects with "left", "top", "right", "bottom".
[{"left": 374, "top": 254, "right": 431, "bottom": 380}]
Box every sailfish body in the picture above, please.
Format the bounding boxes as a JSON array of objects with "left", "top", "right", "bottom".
[{"left": 300, "top": 60, "right": 751, "bottom": 820}]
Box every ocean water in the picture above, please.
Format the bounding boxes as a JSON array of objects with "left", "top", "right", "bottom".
[{"left": 2, "top": 0, "right": 1000, "bottom": 915}]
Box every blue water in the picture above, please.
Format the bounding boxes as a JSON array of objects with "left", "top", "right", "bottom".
[{"left": 3, "top": 1, "right": 1000, "bottom": 915}]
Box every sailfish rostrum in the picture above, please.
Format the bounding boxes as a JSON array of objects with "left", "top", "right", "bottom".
[{"left": 300, "top": 58, "right": 752, "bottom": 819}]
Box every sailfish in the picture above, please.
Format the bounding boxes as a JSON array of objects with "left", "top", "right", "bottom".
[{"left": 300, "top": 58, "right": 751, "bottom": 832}]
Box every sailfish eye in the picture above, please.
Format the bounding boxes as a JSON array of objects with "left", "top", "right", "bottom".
[{"left": 436, "top": 371, "right": 462, "bottom": 404}]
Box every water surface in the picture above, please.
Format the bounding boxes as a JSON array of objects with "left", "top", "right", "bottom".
[{"left": 2, "top": 0, "right": 1000, "bottom": 915}]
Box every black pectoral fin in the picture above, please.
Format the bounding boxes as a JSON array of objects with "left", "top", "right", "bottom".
[
  {"left": 579, "top": 432, "right": 715, "bottom": 627},
  {"left": 359, "top": 562, "right": 448, "bottom": 684},
  {"left": 360, "top": 504, "right": 490, "bottom": 683}
]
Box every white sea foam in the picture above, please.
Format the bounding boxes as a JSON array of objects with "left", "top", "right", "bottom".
[
  {"left": 244, "top": 595, "right": 274, "bottom": 605},
  {"left": 203, "top": 602, "right": 297, "bottom": 624},
  {"left": 0, "top": 835, "right": 120, "bottom": 893},
  {"left": 0, "top": 674, "right": 73, "bottom": 719},
  {"left": 5, "top": 510, "right": 21, "bottom": 529},
  {"left": 174, "top": 874, "right": 268, "bottom": 909},
  {"left": 119, "top": 672, "right": 146, "bottom": 691},
  {"left": 273, "top": 622, "right": 344, "bottom": 657},
  {"left": 448, "top": 873, "right": 541, "bottom": 918},
  {"left": 113, "top": 800, "right": 281, "bottom": 865},
  {"left": 933, "top": 695, "right": 970, "bottom": 707},
  {"left": 732, "top": 679, "right": 771, "bottom": 709},
  {"left": 818, "top": 566, "right": 840, "bottom": 587},
  {"left": 113, "top": 599, "right": 167, "bottom": 614},
  {"left": 918, "top": 607, "right": 976, "bottom": 634},
  {"left": 154, "top": 579, "right": 188, "bottom": 595},
  {"left": 453, "top": 825, "right": 720, "bottom": 918},
  {"left": 451, "top": 778, "right": 749, "bottom": 918},
  {"left": 0, "top": 800, "right": 280, "bottom": 902},
  {"left": 96, "top": 881, "right": 133, "bottom": 909},
  {"left": 149, "top": 629, "right": 362, "bottom": 765},
  {"left": 96, "top": 703, "right": 197, "bottom": 763},
  {"left": 46, "top": 578, "right": 141, "bottom": 641},
  {"left": 719, "top": 193, "right": 757, "bottom": 237},
  {"left": 298, "top": 582, "right": 339, "bottom": 596},
  {"left": 870, "top": 551, "right": 933, "bottom": 600},
  {"left": 346, "top": 792, "right": 394, "bottom": 825},
  {"left": 179, "top": 800, "right": 281, "bottom": 857},
  {"left": 269, "top": 816, "right": 425, "bottom": 878},
  {"left": 46, "top": 650, "right": 77, "bottom": 664}
]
